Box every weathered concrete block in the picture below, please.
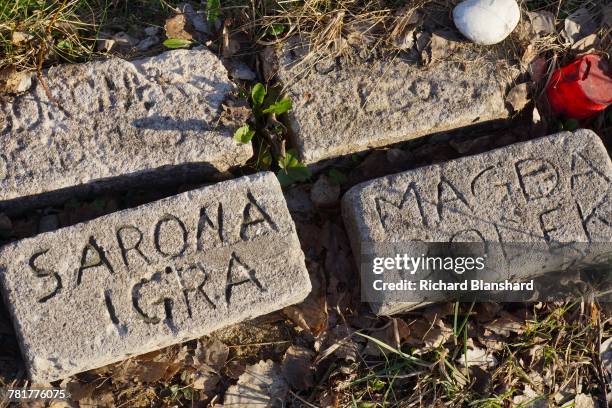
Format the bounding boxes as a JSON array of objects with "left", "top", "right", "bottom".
[
  {"left": 342, "top": 130, "right": 612, "bottom": 315},
  {"left": 0, "top": 172, "right": 311, "bottom": 382},
  {"left": 276, "top": 38, "right": 517, "bottom": 164},
  {"left": 0, "top": 49, "right": 252, "bottom": 213}
]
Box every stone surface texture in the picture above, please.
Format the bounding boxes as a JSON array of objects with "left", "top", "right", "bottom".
[
  {"left": 0, "top": 49, "right": 252, "bottom": 211},
  {"left": 0, "top": 172, "right": 311, "bottom": 382},
  {"left": 276, "top": 38, "right": 517, "bottom": 164},
  {"left": 342, "top": 130, "right": 612, "bottom": 314}
]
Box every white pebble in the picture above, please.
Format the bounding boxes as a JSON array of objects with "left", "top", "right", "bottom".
[{"left": 453, "top": 0, "right": 521, "bottom": 45}]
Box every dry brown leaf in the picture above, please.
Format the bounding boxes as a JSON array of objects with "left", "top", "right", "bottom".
[
  {"left": 390, "top": 7, "right": 420, "bottom": 50},
  {"left": 281, "top": 345, "right": 315, "bottom": 390},
  {"left": 165, "top": 14, "right": 194, "bottom": 41},
  {"left": 126, "top": 360, "right": 182, "bottom": 383},
  {"left": 393, "top": 318, "right": 412, "bottom": 344},
  {"left": 109, "top": 348, "right": 183, "bottom": 383},
  {"left": 484, "top": 312, "right": 524, "bottom": 337},
  {"left": 260, "top": 46, "right": 279, "bottom": 83},
  {"left": 222, "top": 22, "right": 240, "bottom": 58},
  {"left": 520, "top": 43, "right": 538, "bottom": 70},
  {"left": 404, "top": 319, "right": 431, "bottom": 346},
  {"left": 65, "top": 380, "right": 96, "bottom": 402},
  {"left": 363, "top": 318, "right": 411, "bottom": 356},
  {"left": 65, "top": 379, "right": 114, "bottom": 407},
  {"left": 456, "top": 339, "right": 497, "bottom": 368},
  {"left": 319, "top": 391, "right": 339, "bottom": 408},
  {"left": 506, "top": 83, "right": 530, "bottom": 112},
  {"left": 195, "top": 338, "right": 229, "bottom": 370},
  {"left": 430, "top": 30, "right": 460, "bottom": 62},
  {"left": 527, "top": 11, "right": 556, "bottom": 36},
  {"left": 224, "top": 360, "right": 289, "bottom": 407},
  {"left": 478, "top": 330, "right": 505, "bottom": 351},
  {"left": 423, "top": 320, "right": 453, "bottom": 349},
  {"left": 225, "top": 359, "right": 247, "bottom": 379},
  {"left": 190, "top": 370, "right": 219, "bottom": 391},
  {"left": 574, "top": 393, "right": 596, "bottom": 408},
  {"left": 415, "top": 31, "right": 431, "bottom": 65},
  {"left": 11, "top": 31, "right": 33, "bottom": 46},
  {"left": 315, "top": 325, "right": 359, "bottom": 363},
  {"left": 512, "top": 384, "right": 546, "bottom": 407},
  {"left": 528, "top": 56, "right": 548, "bottom": 83},
  {"left": 571, "top": 33, "right": 599, "bottom": 51},
  {"left": 283, "top": 263, "right": 327, "bottom": 336},
  {"left": 220, "top": 99, "right": 253, "bottom": 128},
  {"left": 422, "top": 303, "right": 454, "bottom": 323},
  {"left": 563, "top": 8, "right": 596, "bottom": 45},
  {"left": 48, "top": 402, "right": 73, "bottom": 408},
  {"left": 0, "top": 68, "right": 32, "bottom": 94}
]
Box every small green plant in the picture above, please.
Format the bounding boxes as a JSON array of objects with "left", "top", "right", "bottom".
[
  {"left": 277, "top": 149, "right": 310, "bottom": 186},
  {"left": 368, "top": 378, "right": 385, "bottom": 392},
  {"left": 266, "top": 23, "right": 285, "bottom": 36},
  {"left": 234, "top": 124, "right": 255, "bottom": 144},
  {"left": 263, "top": 98, "right": 292, "bottom": 115},
  {"left": 206, "top": 0, "right": 221, "bottom": 26},
  {"left": 251, "top": 83, "right": 266, "bottom": 111},
  {"left": 166, "top": 383, "right": 194, "bottom": 402},
  {"left": 244, "top": 82, "right": 310, "bottom": 186},
  {"left": 163, "top": 38, "right": 193, "bottom": 49}
]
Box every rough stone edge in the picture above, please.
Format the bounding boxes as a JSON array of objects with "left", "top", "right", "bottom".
[
  {"left": 275, "top": 42, "right": 514, "bottom": 165},
  {"left": 0, "top": 172, "right": 312, "bottom": 382},
  {"left": 0, "top": 160, "right": 248, "bottom": 217},
  {"left": 0, "top": 48, "right": 254, "bottom": 215},
  {"left": 341, "top": 129, "right": 609, "bottom": 315},
  {"left": 291, "top": 114, "right": 510, "bottom": 166}
]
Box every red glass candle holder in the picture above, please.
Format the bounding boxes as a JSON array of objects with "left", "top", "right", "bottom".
[{"left": 546, "top": 54, "right": 612, "bottom": 120}]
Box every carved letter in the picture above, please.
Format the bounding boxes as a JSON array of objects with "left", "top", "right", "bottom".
[
  {"left": 197, "top": 203, "right": 224, "bottom": 251},
  {"left": 76, "top": 237, "right": 115, "bottom": 286},
  {"left": 176, "top": 263, "right": 217, "bottom": 317},
  {"left": 104, "top": 290, "right": 120, "bottom": 325},
  {"left": 117, "top": 226, "right": 150, "bottom": 269},
  {"left": 437, "top": 176, "right": 471, "bottom": 220},
  {"left": 131, "top": 268, "right": 181, "bottom": 325},
  {"left": 154, "top": 215, "right": 188, "bottom": 258},
  {"left": 575, "top": 195, "right": 611, "bottom": 242},
  {"left": 132, "top": 278, "right": 161, "bottom": 324},
  {"left": 240, "top": 192, "right": 278, "bottom": 241},
  {"left": 225, "top": 253, "right": 265, "bottom": 304},
  {"left": 29, "top": 250, "right": 62, "bottom": 303},
  {"left": 570, "top": 151, "right": 611, "bottom": 190},
  {"left": 375, "top": 181, "right": 428, "bottom": 229},
  {"left": 538, "top": 206, "right": 563, "bottom": 243},
  {"left": 515, "top": 159, "right": 559, "bottom": 201}
]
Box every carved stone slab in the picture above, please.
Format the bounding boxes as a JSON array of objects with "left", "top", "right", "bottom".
[
  {"left": 342, "top": 130, "right": 612, "bottom": 314},
  {"left": 275, "top": 37, "right": 517, "bottom": 164},
  {"left": 0, "top": 172, "right": 311, "bottom": 382},
  {"left": 0, "top": 49, "right": 252, "bottom": 213}
]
